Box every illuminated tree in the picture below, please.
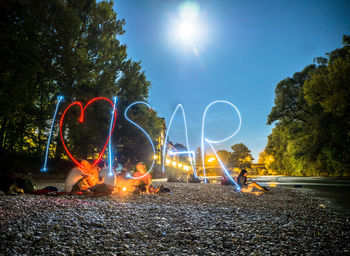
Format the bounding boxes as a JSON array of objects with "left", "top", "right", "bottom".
[
  {"left": 266, "top": 35, "right": 350, "bottom": 176},
  {"left": 258, "top": 150, "right": 274, "bottom": 170},
  {"left": 230, "top": 143, "right": 253, "bottom": 169}
]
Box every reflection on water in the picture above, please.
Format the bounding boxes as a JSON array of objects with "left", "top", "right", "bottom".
[{"left": 251, "top": 176, "right": 350, "bottom": 214}]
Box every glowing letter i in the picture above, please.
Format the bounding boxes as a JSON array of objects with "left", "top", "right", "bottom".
[
  {"left": 41, "top": 95, "right": 64, "bottom": 172},
  {"left": 108, "top": 96, "right": 118, "bottom": 176}
]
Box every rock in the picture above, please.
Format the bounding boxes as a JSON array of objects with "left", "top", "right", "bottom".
[{"left": 0, "top": 183, "right": 348, "bottom": 255}]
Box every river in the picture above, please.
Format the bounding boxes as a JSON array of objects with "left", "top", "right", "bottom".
[{"left": 250, "top": 176, "right": 350, "bottom": 215}]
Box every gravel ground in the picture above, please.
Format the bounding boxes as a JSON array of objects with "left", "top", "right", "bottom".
[{"left": 0, "top": 182, "right": 349, "bottom": 256}]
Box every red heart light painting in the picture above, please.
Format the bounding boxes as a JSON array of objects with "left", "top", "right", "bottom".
[{"left": 60, "top": 97, "right": 117, "bottom": 170}]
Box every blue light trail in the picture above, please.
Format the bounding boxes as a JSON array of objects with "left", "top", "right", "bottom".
[
  {"left": 124, "top": 101, "right": 155, "bottom": 179},
  {"left": 162, "top": 104, "right": 195, "bottom": 174},
  {"left": 201, "top": 100, "right": 242, "bottom": 183},
  {"left": 41, "top": 95, "right": 64, "bottom": 172},
  {"left": 206, "top": 139, "right": 240, "bottom": 189},
  {"left": 108, "top": 96, "right": 118, "bottom": 176},
  {"left": 168, "top": 150, "right": 197, "bottom": 177}
]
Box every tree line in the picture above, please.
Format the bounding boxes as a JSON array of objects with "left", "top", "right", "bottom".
[
  {"left": 0, "top": 0, "right": 162, "bottom": 172},
  {"left": 199, "top": 143, "right": 253, "bottom": 171},
  {"left": 265, "top": 35, "right": 350, "bottom": 176}
]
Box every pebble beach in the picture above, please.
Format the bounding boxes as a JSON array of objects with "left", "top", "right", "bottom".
[{"left": 0, "top": 182, "right": 349, "bottom": 255}]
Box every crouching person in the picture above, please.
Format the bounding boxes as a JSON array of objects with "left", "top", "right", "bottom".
[
  {"left": 90, "top": 160, "right": 116, "bottom": 195},
  {"left": 64, "top": 160, "right": 88, "bottom": 193},
  {"left": 133, "top": 162, "right": 152, "bottom": 193},
  {"left": 132, "top": 162, "right": 170, "bottom": 194},
  {"left": 65, "top": 160, "right": 101, "bottom": 193}
]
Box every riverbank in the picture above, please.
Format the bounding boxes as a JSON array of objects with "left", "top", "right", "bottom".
[{"left": 0, "top": 182, "right": 349, "bottom": 255}]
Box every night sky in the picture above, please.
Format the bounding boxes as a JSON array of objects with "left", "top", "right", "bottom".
[{"left": 114, "top": 0, "right": 350, "bottom": 160}]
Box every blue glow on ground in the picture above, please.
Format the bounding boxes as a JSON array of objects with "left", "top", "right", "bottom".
[
  {"left": 162, "top": 104, "right": 195, "bottom": 175},
  {"left": 108, "top": 96, "right": 118, "bottom": 176},
  {"left": 201, "top": 100, "right": 242, "bottom": 183},
  {"left": 41, "top": 96, "right": 64, "bottom": 172},
  {"left": 125, "top": 101, "right": 155, "bottom": 179}
]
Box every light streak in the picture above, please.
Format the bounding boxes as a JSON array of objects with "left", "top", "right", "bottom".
[
  {"left": 60, "top": 97, "right": 117, "bottom": 170},
  {"left": 206, "top": 139, "right": 240, "bottom": 189},
  {"left": 108, "top": 96, "right": 118, "bottom": 176},
  {"left": 168, "top": 150, "right": 197, "bottom": 177},
  {"left": 41, "top": 95, "right": 64, "bottom": 172},
  {"left": 162, "top": 104, "right": 195, "bottom": 175},
  {"left": 201, "top": 100, "right": 242, "bottom": 183},
  {"left": 124, "top": 101, "right": 155, "bottom": 179}
]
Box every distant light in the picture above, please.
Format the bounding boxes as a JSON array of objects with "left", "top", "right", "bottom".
[
  {"left": 207, "top": 157, "right": 215, "bottom": 163},
  {"left": 172, "top": 161, "right": 177, "bottom": 167},
  {"left": 178, "top": 163, "right": 183, "bottom": 168},
  {"left": 122, "top": 187, "right": 127, "bottom": 191},
  {"left": 166, "top": 159, "right": 171, "bottom": 164},
  {"left": 116, "top": 164, "right": 123, "bottom": 171}
]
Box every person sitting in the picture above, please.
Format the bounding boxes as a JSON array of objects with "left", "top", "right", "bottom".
[
  {"left": 221, "top": 174, "right": 231, "bottom": 185},
  {"left": 65, "top": 160, "right": 102, "bottom": 193},
  {"left": 131, "top": 162, "right": 171, "bottom": 194},
  {"left": 235, "top": 169, "right": 270, "bottom": 192},
  {"left": 89, "top": 160, "right": 116, "bottom": 195},
  {"left": 133, "top": 162, "right": 152, "bottom": 193},
  {"left": 64, "top": 160, "right": 88, "bottom": 193},
  {"left": 188, "top": 173, "right": 201, "bottom": 183}
]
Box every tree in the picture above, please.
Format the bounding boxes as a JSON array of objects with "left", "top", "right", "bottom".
[
  {"left": 0, "top": 0, "right": 79, "bottom": 156},
  {"left": 230, "top": 143, "right": 253, "bottom": 169},
  {"left": 258, "top": 150, "right": 275, "bottom": 171},
  {"left": 0, "top": 0, "right": 162, "bottom": 171},
  {"left": 266, "top": 35, "right": 350, "bottom": 176}
]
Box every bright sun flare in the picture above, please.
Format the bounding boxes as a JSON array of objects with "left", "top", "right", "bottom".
[
  {"left": 178, "top": 21, "right": 195, "bottom": 42},
  {"left": 173, "top": 2, "right": 203, "bottom": 46}
]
